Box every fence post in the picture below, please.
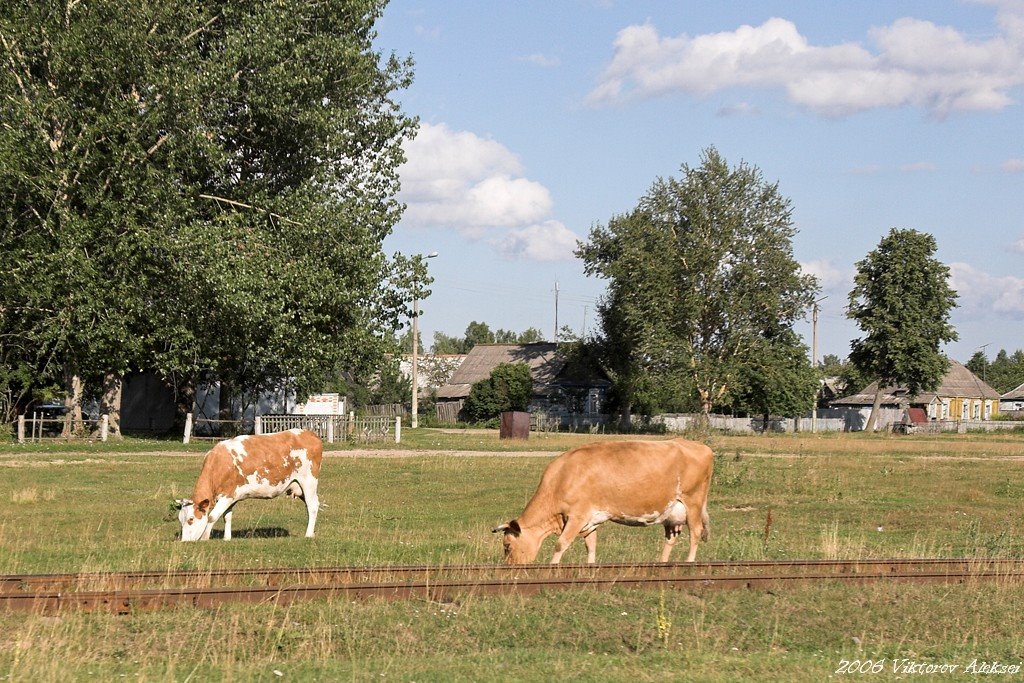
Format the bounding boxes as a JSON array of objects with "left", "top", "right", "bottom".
[
  {"left": 349, "top": 411, "right": 355, "bottom": 436},
  {"left": 17, "top": 415, "right": 25, "bottom": 444},
  {"left": 183, "top": 413, "right": 193, "bottom": 444},
  {"left": 100, "top": 415, "right": 109, "bottom": 442},
  {"left": 395, "top": 416, "right": 401, "bottom": 444},
  {"left": 254, "top": 415, "right": 263, "bottom": 435},
  {"left": 326, "top": 417, "right": 335, "bottom": 444}
]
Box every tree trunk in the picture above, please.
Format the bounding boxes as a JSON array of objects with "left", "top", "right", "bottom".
[
  {"left": 62, "top": 371, "right": 84, "bottom": 438},
  {"left": 762, "top": 410, "right": 770, "bottom": 434},
  {"left": 218, "top": 378, "right": 234, "bottom": 436},
  {"left": 171, "top": 373, "right": 196, "bottom": 434},
  {"left": 619, "top": 397, "right": 632, "bottom": 432},
  {"left": 864, "top": 385, "right": 884, "bottom": 432},
  {"left": 100, "top": 372, "right": 123, "bottom": 439}
]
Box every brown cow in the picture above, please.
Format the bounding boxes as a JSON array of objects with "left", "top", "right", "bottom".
[
  {"left": 493, "top": 438, "right": 713, "bottom": 563},
  {"left": 175, "top": 428, "right": 323, "bottom": 541}
]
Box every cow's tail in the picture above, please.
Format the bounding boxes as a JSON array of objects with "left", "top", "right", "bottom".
[{"left": 700, "top": 501, "right": 710, "bottom": 542}]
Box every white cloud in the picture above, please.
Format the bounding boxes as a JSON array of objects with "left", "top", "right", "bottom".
[
  {"left": 899, "top": 161, "right": 937, "bottom": 172},
  {"left": 1002, "top": 158, "right": 1024, "bottom": 172},
  {"left": 801, "top": 259, "right": 853, "bottom": 291},
  {"left": 493, "top": 221, "right": 580, "bottom": 262},
  {"left": 716, "top": 101, "right": 760, "bottom": 117},
  {"left": 399, "top": 123, "right": 579, "bottom": 261},
  {"left": 519, "top": 53, "right": 561, "bottom": 68},
  {"left": 948, "top": 262, "right": 1024, "bottom": 319},
  {"left": 588, "top": 4, "right": 1024, "bottom": 117}
]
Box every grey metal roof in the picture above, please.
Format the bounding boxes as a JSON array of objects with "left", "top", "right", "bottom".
[{"left": 1003, "top": 382, "right": 1024, "bottom": 400}]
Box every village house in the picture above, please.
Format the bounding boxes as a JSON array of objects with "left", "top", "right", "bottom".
[
  {"left": 829, "top": 360, "right": 1001, "bottom": 430},
  {"left": 434, "top": 342, "right": 610, "bottom": 425},
  {"left": 1001, "top": 381, "right": 1024, "bottom": 415}
]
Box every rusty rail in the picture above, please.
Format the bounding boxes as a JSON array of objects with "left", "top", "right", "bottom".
[{"left": 3, "top": 558, "right": 1022, "bottom": 614}]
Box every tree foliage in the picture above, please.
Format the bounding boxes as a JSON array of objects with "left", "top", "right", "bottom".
[
  {"left": 847, "top": 228, "right": 959, "bottom": 430},
  {"left": 966, "top": 348, "right": 1024, "bottom": 394},
  {"left": 733, "top": 329, "right": 819, "bottom": 421},
  {"left": 463, "top": 362, "right": 532, "bottom": 422},
  {"left": 0, "top": 0, "right": 418, "bottom": 423},
  {"left": 578, "top": 147, "right": 818, "bottom": 418},
  {"left": 432, "top": 322, "right": 545, "bottom": 354}
]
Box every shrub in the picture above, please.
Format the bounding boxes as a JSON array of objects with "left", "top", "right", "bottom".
[{"left": 463, "top": 362, "right": 532, "bottom": 422}]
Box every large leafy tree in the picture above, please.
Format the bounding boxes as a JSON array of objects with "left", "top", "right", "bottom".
[
  {"left": 578, "top": 147, "right": 818, "bottom": 419},
  {"left": 0, "top": 0, "right": 418, "bottom": 430},
  {"left": 847, "top": 228, "right": 959, "bottom": 431}
]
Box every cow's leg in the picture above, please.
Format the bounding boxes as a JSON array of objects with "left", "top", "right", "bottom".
[
  {"left": 223, "top": 510, "right": 232, "bottom": 540},
  {"left": 297, "top": 477, "right": 320, "bottom": 538},
  {"left": 550, "top": 516, "right": 587, "bottom": 564},
  {"left": 204, "top": 497, "right": 234, "bottom": 541},
  {"left": 583, "top": 531, "right": 598, "bottom": 564},
  {"left": 661, "top": 524, "right": 682, "bottom": 562},
  {"left": 684, "top": 502, "right": 706, "bottom": 562}
]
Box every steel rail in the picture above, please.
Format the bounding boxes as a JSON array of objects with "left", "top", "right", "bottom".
[
  {"left": 2, "top": 559, "right": 1024, "bottom": 614},
  {"left": 3, "top": 558, "right": 1023, "bottom": 594}
]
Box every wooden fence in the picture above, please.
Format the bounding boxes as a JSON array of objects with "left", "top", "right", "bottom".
[
  {"left": 435, "top": 400, "right": 464, "bottom": 424},
  {"left": 16, "top": 414, "right": 110, "bottom": 443},
  {"left": 360, "top": 403, "right": 406, "bottom": 418}
]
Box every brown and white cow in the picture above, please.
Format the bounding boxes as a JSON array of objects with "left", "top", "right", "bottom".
[
  {"left": 175, "top": 428, "right": 323, "bottom": 542},
  {"left": 493, "top": 438, "right": 713, "bottom": 564}
]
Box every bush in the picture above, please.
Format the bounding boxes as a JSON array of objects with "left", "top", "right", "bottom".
[{"left": 463, "top": 362, "right": 532, "bottom": 422}]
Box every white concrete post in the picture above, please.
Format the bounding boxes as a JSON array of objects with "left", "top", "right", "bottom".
[
  {"left": 326, "top": 417, "right": 335, "bottom": 444},
  {"left": 183, "top": 413, "right": 193, "bottom": 444},
  {"left": 17, "top": 415, "right": 25, "bottom": 444},
  {"left": 254, "top": 415, "right": 263, "bottom": 435},
  {"left": 395, "top": 415, "right": 401, "bottom": 443},
  {"left": 100, "top": 415, "right": 109, "bottom": 442}
]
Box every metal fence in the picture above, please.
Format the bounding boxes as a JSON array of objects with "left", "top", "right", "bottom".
[
  {"left": 181, "top": 413, "right": 400, "bottom": 444},
  {"left": 257, "top": 414, "right": 399, "bottom": 444}
]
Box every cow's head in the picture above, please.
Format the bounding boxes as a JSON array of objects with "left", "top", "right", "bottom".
[
  {"left": 492, "top": 519, "right": 541, "bottom": 564},
  {"left": 174, "top": 498, "right": 210, "bottom": 542}
]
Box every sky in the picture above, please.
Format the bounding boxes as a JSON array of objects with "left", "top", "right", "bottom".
[{"left": 374, "top": 0, "right": 1024, "bottom": 364}]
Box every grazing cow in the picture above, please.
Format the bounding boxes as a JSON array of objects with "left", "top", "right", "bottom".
[
  {"left": 493, "top": 438, "right": 713, "bottom": 564},
  {"left": 175, "top": 428, "right": 323, "bottom": 542}
]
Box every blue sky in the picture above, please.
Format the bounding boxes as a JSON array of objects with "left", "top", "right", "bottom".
[{"left": 375, "top": 1, "right": 1024, "bottom": 363}]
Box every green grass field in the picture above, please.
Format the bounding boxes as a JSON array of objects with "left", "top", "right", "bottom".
[{"left": 1, "top": 430, "right": 1023, "bottom": 681}]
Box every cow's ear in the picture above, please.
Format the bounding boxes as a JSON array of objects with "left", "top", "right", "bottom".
[
  {"left": 508, "top": 520, "right": 522, "bottom": 536},
  {"left": 195, "top": 499, "right": 210, "bottom": 514}
]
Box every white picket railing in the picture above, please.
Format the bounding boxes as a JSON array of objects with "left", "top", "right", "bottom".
[{"left": 182, "top": 413, "right": 401, "bottom": 444}]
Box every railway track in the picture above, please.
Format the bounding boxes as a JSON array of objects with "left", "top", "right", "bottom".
[{"left": 3, "top": 558, "right": 1022, "bottom": 614}]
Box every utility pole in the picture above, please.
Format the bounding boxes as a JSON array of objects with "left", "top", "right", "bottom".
[
  {"left": 410, "top": 251, "right": 438, "bottom": 429},
  {"left": 811, "top": 296, "right": 827, "bottom": 433},
  {"left": 582, "top": 304, "right": 588, "bottom": 338},
  {"left": 553, "top": 281, "right": 559, "bottom": 342}
]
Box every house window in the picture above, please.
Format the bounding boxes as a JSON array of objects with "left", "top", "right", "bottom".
[
  {"left": 941, "top": 399, "right": 949, "bottom": 419},
  {"left": 984, "top": 401, "right": 992, "bottom": 420},
  {"left": 962, "top": 401, "right": 969, "bottom": 420}
]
